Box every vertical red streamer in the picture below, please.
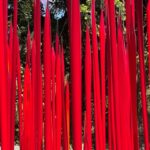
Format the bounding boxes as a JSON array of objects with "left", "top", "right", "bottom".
[
  {"left": 56, "top": 51, "right": 62, "bottom": 150},
  {"left": 131, "top": 0, "right": 135, "bottom": 27},
  {"left": 84, "top": 26, "right": 92, "bottom": 150},
  {"left": 117, "top": 22, "right": 132, "bottom": 149},
  {"left": 125, "top": 0, "right": 139, "bottom": 148},
  {"left": 8, "top": 24, "right": 13, "bottom": 150},
  {"left": 31, "top": 39, "right": 36, "bottom": 149},
  {"left": 61, "top": 48, "right": 68, "bottom": 150},
  {"left": 135, "top": 1, "right": 149, "bottom": 149},
  {"left": 16, "top": 37, "right": 23, "bottom": 150},
  {"left": 0, "top": 1, "right": 10, "bottom": 149},
  {"left": 107, "top": 44, "right": 116, "bottom": 150},
  {"left": 147, "top": 1, "right": 150, "bottom": 85},
  {"left": 23, "top": 65, "right": 34, "bottom": 150},
  {"left": 108, "top": 0, "right": 121, "bottom": 149},
  {"left": 65, "top": 82, "right": 70, "bottom": 150},
  {"left": 34, "top": 0, "right": 43, "bottom": 149},
  {"left": 99, "top": 12, "right": 106, "bottom": 149},
  {"left": 108, "top": 61, "right": 112, "bottom": 150},
  {"left": 10, "top": 0, "right": 18, "bottom": 149},
  {"left": 91, "top": 0, "right": 104, "bottom": 149},
  {"left": 70, "top": 0, "right": 82, "bottom": 149},
  {"left": 44, "top": 8, "right": 52, "bottom": 150},
  {"left": 106, "top": 8, "right": 116, "bottom": 150},
  {"left": 51, "top": 48, "right": 56, "bottom": 150}
]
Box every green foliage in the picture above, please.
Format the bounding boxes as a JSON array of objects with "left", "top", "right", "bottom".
[
  {"left": 80, "top": 0, "right": 91, "bottom": 33},
  {"left": 115, "top": 0, "right": 126, "bottom": 21}
]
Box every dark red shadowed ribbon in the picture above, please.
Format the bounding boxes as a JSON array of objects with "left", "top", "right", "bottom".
[
  {"left": 135, "top": 1, "right": 149, "bottom": 150},
  {"left": 61, "top": 47, "right": 69, "bottom": 150},
  {"left": 105, "top": 5, "right": 117, "bottom": 150},
  {"left": 0, "top": 1, "right": 10, "bottom": 149},
  {"left": 56, "top": 45, "right": 62, "bottom": 150},
  {"left": 16, "top": 36, "right": 23, "bottom": 150},
  {"left": 51, "top": 47, "right": 56, "bottom": 150},
  {"left": 84, "top": 26, "right": 92, "bottom": 150},
  {"left": 147, "top": 2, "right": 150, "bottom": 148},
  {"left": 33, "top": 0, "right": 43, "bottom": 149},
  {"left": 65, "top": 82, "right": 70, "bottom": 150},
  {"left": 70, "top": 0, "right": 82, "bottom": 149},
  {"left": 8, "top": 24, "right": 13, "bottom": 150},
  {"left": 91, "top": 0, "right": 104, "bottom": 149},
  {"left": 99, "top": 11, "right": 106, "bottom": 149},
  {"left": 147, "top": 1, "right": 150, "bottom": 85},
  {"left": 43, "top": 7, "right": 52, "bottom": 150}
]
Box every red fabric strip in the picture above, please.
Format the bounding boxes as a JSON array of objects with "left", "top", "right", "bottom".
[
  {"left": 70, "top": 0, "right": 82, "bottom": 149},
  {"left": 135, "top": 1, "right": 149, "bottom": 149},
  {"left": 43, "top": 8, "right": 52, "bottom": 150},
  {"left": 84, "top": 26, "right": 92, "bottom": 150}
]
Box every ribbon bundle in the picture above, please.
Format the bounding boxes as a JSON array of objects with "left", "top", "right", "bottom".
[{"left": 0, "top": 0, "right": 150, "bottom": 149}]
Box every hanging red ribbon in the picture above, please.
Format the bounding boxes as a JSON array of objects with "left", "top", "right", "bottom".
[
  {"left": 43, "top": 8, "right": 52, "bottom": 150},
  {"left": 84, "top": 26, "right": 92, "bottom": 150}
]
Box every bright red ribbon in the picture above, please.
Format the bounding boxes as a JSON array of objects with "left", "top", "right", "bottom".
[
  {"left": 44, "top": 8, "right": 52, "bottom": 150},
  {"left": 84, "top": 26, "right": 92, "bottom": 150}
]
